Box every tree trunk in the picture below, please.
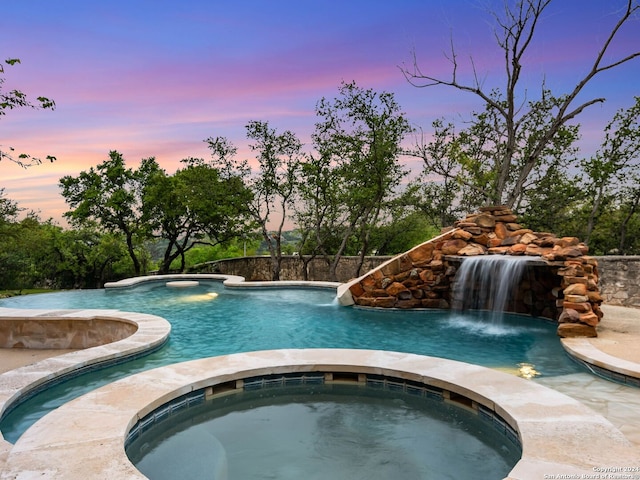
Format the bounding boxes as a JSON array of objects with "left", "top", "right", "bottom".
[
  {"left": 619, "top": 191, "right": 640, "bottom": 254},
  {"left": 125, "top": 232, "right": 141, "bottom": 276},
  {"left": 585, "top": 185, "right": 604, "bottom": 245}
]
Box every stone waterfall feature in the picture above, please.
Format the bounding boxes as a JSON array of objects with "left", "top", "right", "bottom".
[{"left": 337, "top": 206, "right": 603, "bottom": 337}]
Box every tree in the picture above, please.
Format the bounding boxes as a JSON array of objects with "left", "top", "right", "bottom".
[
  {"left": 517, "top": 163, "right": 583, "bottom": 236},
  {"left": 581, "top": 97, "right": 640, "bottom": 245},
  {"left": 140, "top": 165, "right": 193, "bottom": 274},
  {"left": 400, "top": 120, "right": 466, "bottom": 228},
  {"left": 142, "top": 157, "right": 254, "bottom": 274},
  {"left": 0, "top": 188, "right": 21, "bottom": 224},
  {"left": 306, "top": 81, "right": 412, "bottom": 280},
  {"left": 49, "top": 228, "right": 131, "bottom": 288},
  {"left": 313, "top": 82, "right": 411, "bottom": 279},
  {"left": 1, "top": 58, "right": 56, "bottom": 167},
  {"left": 616, "top": 184, "right": 640, "bottom": 254},
  {"left": 59, "top": 151, "right": 155, "bottom": 276},
  {"left": 205, "top": 121, "right": 302, "bottom": 281},
  {"left": 403, "top": 0, "right": 640, "bottom": 208},
  {"left": 368, "top": 210, "right": 440, "bottom": 256},
  {"left": 294, "top": 153, "right": 341, "bottom": 279},
  {"left": 245, "top": 121, "right": 302, "bottom": 280}
]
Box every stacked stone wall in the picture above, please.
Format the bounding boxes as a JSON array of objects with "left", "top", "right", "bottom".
[
  {"left": 192, "top": 256, "right": 390, "bottom": 283},
  {"left": 597, "top": 257, "right": 640, "bottom": 308},
  {"left": 345, "top": 207, "right": 603, "bottom": 337}
]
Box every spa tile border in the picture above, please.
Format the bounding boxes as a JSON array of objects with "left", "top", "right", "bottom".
[
  {"left": 125, "top": 371, "right": 522, "bottom": 454},
  {"left": 2, "top": 349, "right": 638, "bottom": 480}
]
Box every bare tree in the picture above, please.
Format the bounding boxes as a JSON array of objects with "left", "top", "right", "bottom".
[{"left": 402, "top": 0, "right": 640, "bottom": 208}]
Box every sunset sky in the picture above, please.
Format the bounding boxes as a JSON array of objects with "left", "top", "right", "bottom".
[{"left": 2, "top": 0, "right": 639, "bottom": 224}]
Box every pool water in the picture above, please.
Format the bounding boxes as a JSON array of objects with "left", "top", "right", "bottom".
[
  {"left": 127, "top": 384, "right": 521, "bottom": 480},
  {"left": 0, "top": 281, "right": 581, "bottom": 443}
]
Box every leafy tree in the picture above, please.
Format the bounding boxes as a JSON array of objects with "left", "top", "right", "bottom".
[
  {"left": 141, "top": 166, "right": 190, "bottom": 273},
  {"left": 245, "top": 121, "right": 302, "bottom": 280},
  {"left": 59, "top": 151, "right": 155, "bottom": 276},
  {"left": 175, "top": 238, "right": 260, "bottom": 271},
  {"left": 581, "top": 97, "right": 640, "bottom": 245},
  {"left": 143, "top": 157, "right": 254, "bottom": 273},
  {"left": 293, "top": 153, "right": 342, "bottom": 279},
  {"left": 400, "top": 120, "right": 466, "bottom": 229},
  {"left": 368, "top": 210, "right": 440, "bottom": 255},
  {"left": 50, "top": 227, "right": 131, "bottom": 288},
  {"left": 303, "top": 81, "right": 412, "bottom": 280},
  {"left": 1, "top": 58, "right": 56, "bottom": 167},
  {"left": 403, "top": 0, "right": 640, "bottom": 209},
  {"left": 0, "top": 216, "right": 34, "bottom": 289},
  {"left": 205, "top": 121, "right": 302, "bottom": 281},
  {"left": 178, "top": 159, "right": 254, "bottom": 253},
  {"left": 517, "top": 163, "right": 583, "bottom": 236},
  {"left": 616, "top": 185, "right": 640, "bottom": 254},
  {"left": 0, "top": 188, "right": 21, "bottom": 224}
]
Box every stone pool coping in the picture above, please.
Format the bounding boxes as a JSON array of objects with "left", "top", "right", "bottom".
[
  {"left": 561, "top": 338, "right": 640, "bottom": 386},
  {"left": 2, "top": 349, "right": 638, "bottom": 480},
  {"left": 561, "top": 304, "right": 640, "bottom": 385},
  {"left": 0, "top": 308, "right": 171, "bottom": 467},
  {"left": 104, "top": 273, "right": 341, "bottom": 291}
]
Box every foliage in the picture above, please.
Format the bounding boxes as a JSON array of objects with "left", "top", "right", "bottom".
[
  {"left": 205, "top": 121, "right": 303, "bottom": 280},
  {"left": 517, "top": 164, "right": 584, "bottom": 236},
  {"left": 579, "top": 97, "right": 640, "bottom": 247},
  {"left": 0, "top": 187, "right": 22, "bottom": 224},
  {"left": 59, "top": 151, "right": 155, "bottom": 275},
  {"left": 141, "top": 157, "right": 253, "bottom": 273},
  {"left": 0, "top": 58, "right": 56, "bottom": 167},
  {"left": 0, "top": 205, "right": 135, "bottom": 290},
  {"left": 296, "top": 81, "right": 412, "bottom": 280},
  {"left": 368, "top": 211, "right": 440, "bottom": 255},
  {"left": 170, "top": 238, "right": 260, "bottom": 271}
]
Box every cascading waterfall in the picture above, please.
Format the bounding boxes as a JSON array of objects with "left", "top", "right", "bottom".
[{"left": 452, "top": 255, "right": 534, "bottom": 323}]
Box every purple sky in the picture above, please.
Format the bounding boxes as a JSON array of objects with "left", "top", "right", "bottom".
[{"left": 2, "top": 0, "right": 639, "bottom": 223}]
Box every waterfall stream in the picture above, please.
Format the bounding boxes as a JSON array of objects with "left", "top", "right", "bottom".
[{"left": 452, "top": 256, "right": 534, "bottom": 323}]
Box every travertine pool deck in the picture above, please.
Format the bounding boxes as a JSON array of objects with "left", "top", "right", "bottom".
[
  {"left": 0, "top": 307, "right": 171, "bottom": 475},
  {"left": 562, "top": 304, "right": 640, "bottom": 374},
  {"left": 2, "top": 349, "right": 639, "bottom": 480},
  {"left": 0, "top": 278, "right": 639, "bottom": 479}
]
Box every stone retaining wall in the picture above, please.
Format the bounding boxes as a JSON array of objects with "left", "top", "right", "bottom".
[
  {"left": 192, "top": 256, "right": 389, "bottom": 283},
  {"left": 194, "top": 244, "right": 640, "bottom": 310},
  {"left": 597, "top": 256, "right": 640, "bottom": 308}
]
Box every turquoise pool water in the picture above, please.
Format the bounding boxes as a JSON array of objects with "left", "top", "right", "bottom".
[{"left": 0, "top": 280, "right": 582, "bottom": 443}]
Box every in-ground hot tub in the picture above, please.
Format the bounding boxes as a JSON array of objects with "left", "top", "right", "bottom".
[{"left": 126, "top": 370, "right": 521, "bottom": 479}]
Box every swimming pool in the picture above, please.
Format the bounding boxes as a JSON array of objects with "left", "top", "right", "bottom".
[{"left": 0, "top": 280, "right": 582, "bottom": 443}]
